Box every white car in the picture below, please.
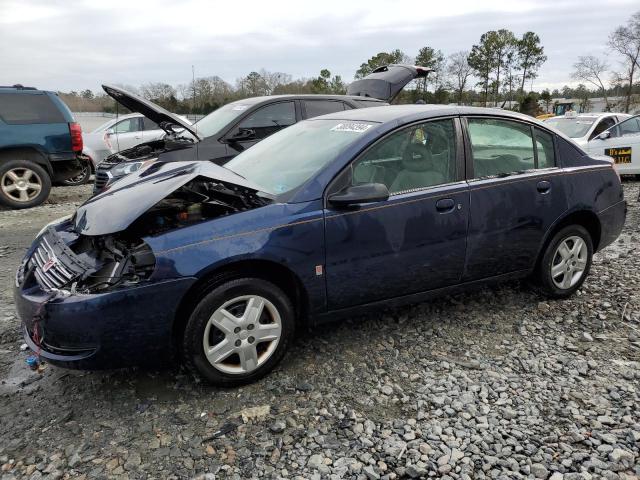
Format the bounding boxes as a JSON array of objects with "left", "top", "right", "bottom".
[
  {"left": 544, "top": 112, "right": 640, "bottom": 175},
  {"left": 544, "top": 112, "right": 631, "bottom": 148},
  {"left": 82, "top": 113, "right": 166, "bottom": 169},
  {"left": 585, "top": 115, "right": 640, "bottom": 175}
]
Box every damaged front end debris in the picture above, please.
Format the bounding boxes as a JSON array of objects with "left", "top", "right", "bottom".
[{"left": 23, "top": 161, "right": 272, "bottom": 295}]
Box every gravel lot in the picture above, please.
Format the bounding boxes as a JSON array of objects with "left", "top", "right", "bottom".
[{"left": 0, "top": 182, "right": 638, "bottom": 480}]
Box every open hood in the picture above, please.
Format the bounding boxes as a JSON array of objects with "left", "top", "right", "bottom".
[
  {"left": 74, "top": 161, "right": 268, "bottom": 236},
  {"left": 347, "top": 64, "right": 432, "bottom": 102},
  {"left": 102, "top": 84, "right": 201, "bottom": 140}
]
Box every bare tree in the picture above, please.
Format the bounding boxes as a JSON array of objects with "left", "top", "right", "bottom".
[
  {"left": 446, "top": 51, "right": 473, "bottom": 105},
  {"left": 259, "top": 70, "right": 292, "bottom": 95},
  {"left": 572, "top": 56, "right": 611, "bottom": 110},
  {"left": 608, "top": 11, "right": 640, "bottom": 113}
]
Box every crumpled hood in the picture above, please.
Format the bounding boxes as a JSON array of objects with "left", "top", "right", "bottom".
[{"left": 74, "top": 161, "right": 267, "bottom": 236}]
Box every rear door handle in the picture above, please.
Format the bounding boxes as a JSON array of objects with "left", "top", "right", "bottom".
[
  {"left": 435, "top": 198, "right": 455, "bottom": 213},
  {"left": 537, "top": 180, "right": 551, "bottom": 194}
]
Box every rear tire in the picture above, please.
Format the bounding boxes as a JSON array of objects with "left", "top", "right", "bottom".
[
  {"left": 534, "top": 225, "right": 593, "bottom": 298},
  {"left": 182, "top": 278, "right": 295, "bottom": 386},
  {"left": 0, "top": 160, "right": 51, "bottom": 209}
]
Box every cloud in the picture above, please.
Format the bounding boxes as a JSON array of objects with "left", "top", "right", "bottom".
[{"left": 0, "top": 0, "right": 637, "bottom": 92}]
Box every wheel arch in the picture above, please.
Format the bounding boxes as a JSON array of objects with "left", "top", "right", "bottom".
[
  {"left": 172, "top": 258, "right": 310, "bottom": 348},
  {"left": 535, "top": 209, "right": 602, "bottom": 270},
  {"left": 0, "top": 146, "right": 52, "bottom": 175}
]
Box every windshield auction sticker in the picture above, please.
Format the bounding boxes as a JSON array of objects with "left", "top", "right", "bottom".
[{"left": 330, "top": 123, "right": 372, "bottom": 133}]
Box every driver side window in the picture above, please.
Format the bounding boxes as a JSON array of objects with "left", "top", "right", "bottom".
[
  {"left": 237, "top": 102, "right": 296, "bottom": 140},
  {"left": 113, "top": 118, "right": 140, "bottom": 133},
  {"left": 590, "top": 117, "right": 616, "bottom": 140},
  {"left": 352, "top": 119, "right": 457, "bottom": 194}
]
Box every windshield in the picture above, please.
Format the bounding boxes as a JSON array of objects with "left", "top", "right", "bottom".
[
  {"left": 194, "top": 102, "right": 253, "bottom": 138},
  {"left": 545, "top": 117, "right": 597, "bottom": 138},
  {"left": 225, "top": 119, "right": 376, "bottom": 195}
]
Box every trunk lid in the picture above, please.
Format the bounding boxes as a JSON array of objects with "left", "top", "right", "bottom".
[
  {"left": 102, "top": 84, "right": 201, "bottom": 140},
  {"left": 74, "top": 161, "right": 267, "bottom": 236},
  {"left": 347, "top": 64, "right": 432, "bottom": 102}
]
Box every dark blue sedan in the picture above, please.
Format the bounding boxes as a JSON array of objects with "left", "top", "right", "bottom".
[{"left": 15, "top": 105, "right": 626, "bottom": 385}]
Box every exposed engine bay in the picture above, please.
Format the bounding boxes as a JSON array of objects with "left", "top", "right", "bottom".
[
  {"left": 28, "top": 173, "right": 272, "bottom": 294},
  {"left": 126, "top": 176, "right": 272, "bottom": 237}
]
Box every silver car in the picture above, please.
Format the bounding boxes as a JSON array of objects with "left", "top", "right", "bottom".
[{"left": 67, "top": 113, "right": 186, "bottom": 186}]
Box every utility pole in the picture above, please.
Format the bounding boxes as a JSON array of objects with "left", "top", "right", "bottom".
[{"left": 192, "top": 65, "right": 196, "bottom": 113}]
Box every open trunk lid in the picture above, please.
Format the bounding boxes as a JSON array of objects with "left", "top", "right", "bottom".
[{"left": 346, "top": 64, "right": 432, "bottom": 102}]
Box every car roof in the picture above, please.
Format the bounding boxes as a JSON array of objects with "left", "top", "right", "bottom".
[
  {"left": 307, "top": 104, "right": 544, "bottom": 125},
  {"left": 551, "top": 112, "right": 629, "bottom": 119},
  {"left": 228, "top": 94, "right": 387, "bottom": 105}
]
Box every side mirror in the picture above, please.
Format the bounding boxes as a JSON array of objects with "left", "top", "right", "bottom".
[
  {"left": 105, "top": 128, "right": 115, "bottom": 136},
  {"left": 328, "top": 183, "right": 389, "bottom": 208},
  {"left": 228, "top": 128, "right": 256, "bottom": 142},
  {"left": 597, "top": 131, "right": 611, "bottom": 140}
]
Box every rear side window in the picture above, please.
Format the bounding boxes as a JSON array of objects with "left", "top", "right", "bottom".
[
  {"left": 352, "top": 99, "right": 385, "bottom": 108},
  {"left": 535, "top": 128, "right": 555, "bottom": 168},
  {"left": 303, "top": 100, "right": 346, "bottom": 118},
  {"left": 467, "top": 118, "right": 535, "bottom": 178},
  {"left": 142, "top": 117, "right": 159, "bottom": 130},
  {"left": 0, "top": 93, "right": 65, "bottom": 124}
]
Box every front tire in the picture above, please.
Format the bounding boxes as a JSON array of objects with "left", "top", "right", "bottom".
[
  {"left": 0, "top": 160, "right": 51, "bottom": 209},
  {"left": 182, "top": 278, "right": 295, "bottom": 386},
  {"left": 535, "top": 225, "right": 593, "bottom": 298},
  {"left": 61, "top": 160, "right": 91, "bottom": 186}
]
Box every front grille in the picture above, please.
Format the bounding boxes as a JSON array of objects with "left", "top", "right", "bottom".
[
  {"left": 29, "top": 229, "right": 90, "bottom": 292},
  {"left": 30, "top": 237, "right": 76, "bottom": 290},
  {"left": 93, "top": 171, "right": 109, "bottom": 192},
  {"left": 94, "top": 155, "right": 123, "bottom": 193}
]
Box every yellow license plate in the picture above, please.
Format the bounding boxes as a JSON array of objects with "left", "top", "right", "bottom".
[{"left": 605, "top": 147, "right": 632, "bottom": 164}]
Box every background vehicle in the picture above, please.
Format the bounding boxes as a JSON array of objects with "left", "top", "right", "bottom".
[
  {"left": 15, "top": 105, "right": 625, "bottom": 386},
  {"left": 544, "top": 112, "right": 630, "bottom": 147},
  {"left": 584, "top": 114, "right": 640, "bottom": 175},
  {"left": 0, "top": 85, "right": 84, "bottom": 208},
  {"left": 93, "top": 65, "right": 431, "bottom": 192}
]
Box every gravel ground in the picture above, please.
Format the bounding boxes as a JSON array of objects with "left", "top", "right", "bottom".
[{"left": 0, "top": 182, "right": 638, "bottom": 480}]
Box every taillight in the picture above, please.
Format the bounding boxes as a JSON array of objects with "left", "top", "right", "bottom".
[
  {"left": 69, "top": 122, "right": 83, "bottom": 152},
  {"left": 103, "top": 131, "right": 112, "bottom": 150}
]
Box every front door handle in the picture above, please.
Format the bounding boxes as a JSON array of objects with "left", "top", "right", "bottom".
[
  {"left": 435, "top": 198, "right": 455, "bottom": 213},
  {"left": 537, "top": 180, "right": 551, "bottom": 194}
]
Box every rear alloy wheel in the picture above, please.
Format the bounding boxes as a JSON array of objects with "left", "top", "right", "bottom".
[
  {"left": 183, "top": 278, "right": 294, "bottom": 386},
  {"left": 535, "top": 225, "right": 593, "bottom": 298},
  {"left": 0, "top": 160, "right": 51, "bottom": 209}
]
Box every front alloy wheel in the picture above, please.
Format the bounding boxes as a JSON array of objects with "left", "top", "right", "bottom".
[
  {"left": 183, "top": 278, "right": 294, "bottom": 386},
  {"left": 203, "top": 295, "right": 282, "bottom": 374}
]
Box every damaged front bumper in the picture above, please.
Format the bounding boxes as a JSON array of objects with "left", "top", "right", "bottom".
[
  {"left": 14, "top": 221, "right": 197, "bottom": 369},
  {"left": 15, "top": 276, "right": 196, "bottom": 369}
]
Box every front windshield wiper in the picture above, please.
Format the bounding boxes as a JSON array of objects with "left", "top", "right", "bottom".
[{"left": 220, "top": 164, "right": 246, "bottom": 180}]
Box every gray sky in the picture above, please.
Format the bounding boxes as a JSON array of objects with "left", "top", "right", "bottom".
[{"left": 0, "top": 0, "right": 637, "bottom": 94}]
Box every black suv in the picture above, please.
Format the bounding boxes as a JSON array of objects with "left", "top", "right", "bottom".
[
  {"left": 0, "top": 85, "right": 85, "bottom": 208},
  {"left": 94, "top": 65, "right": 430, "bottom": 192}
]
